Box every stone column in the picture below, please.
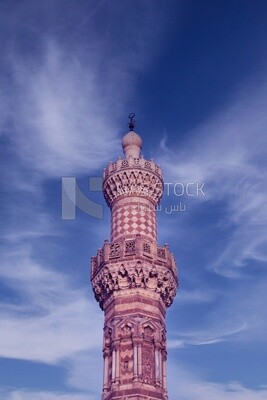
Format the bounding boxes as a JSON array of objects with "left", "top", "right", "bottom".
[
  {"left": 159, "top": 349, "right": 163, "bottom": 385},
  {"left": 103, "top": 348, "right": 109, "bottom": 392},
  {"left": 137, "top": 341, "right": 142, "bottom": 379},
  {"left": 114, "top": 339, "right": 120, "bottom": 384},
  {"left": 162, "top": 350, "right": 167, "bottom": 391},
  {"left": 133, "top": 337, "right": 143, "bottom": 381},
  {"left": 154, "top": 343, "right": 161, "bottom": 386},
  {"left": 111, "top": 348, "right": 116, "bottom": 382},
  {"left": 133, "top": 338, "right": 138, "bottom": 381}
]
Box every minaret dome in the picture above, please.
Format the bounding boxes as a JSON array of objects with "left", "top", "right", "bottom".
[{"left": 121, "top": 130, "right": 142, "bottom": 158}]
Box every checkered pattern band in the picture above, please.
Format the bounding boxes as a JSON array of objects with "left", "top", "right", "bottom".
[{"left": 111, "top": 199, "right": 157, "bottom": 242}]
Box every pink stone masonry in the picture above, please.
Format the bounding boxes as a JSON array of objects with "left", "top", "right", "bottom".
[
  {"left": 91, "top": 129, "right": 178, "bottom": 400},
  {"left": 111, "top": 197, "right": 157, "bottom": 242}
]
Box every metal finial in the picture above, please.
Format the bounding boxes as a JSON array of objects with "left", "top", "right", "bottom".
[{"left": 128, "top": 112, "right": 136, "bottom": 131}]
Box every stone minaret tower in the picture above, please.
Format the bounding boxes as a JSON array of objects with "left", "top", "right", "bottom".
[{"left": 91, "top": 115, "right": 178, "bottom": 400}]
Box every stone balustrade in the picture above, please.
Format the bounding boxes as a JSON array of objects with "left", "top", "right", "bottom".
[
  {"left": 91, "top": 237, "right": 178, "bottom": 309},
  {"left": 91, "top": 237, "right": 177, "bottom": 279},
  {"left": 103, "top": 156, "right": 163, "bottom": 180}
]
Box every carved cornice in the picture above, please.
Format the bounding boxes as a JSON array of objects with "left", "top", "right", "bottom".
[
  {"left": 91, "top": 258, "right": 178, "bottom": 310},
  {"left": 103, "top": 157, "right": 164, "bottom": 207}
]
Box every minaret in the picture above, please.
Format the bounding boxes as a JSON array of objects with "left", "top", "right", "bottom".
[{"left": 91, "top": 114, "right": 178, "bottom": 400}]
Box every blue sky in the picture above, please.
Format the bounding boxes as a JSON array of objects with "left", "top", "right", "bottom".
[{"left": 1, "top": 1, "right": 267, "bottom": 399}]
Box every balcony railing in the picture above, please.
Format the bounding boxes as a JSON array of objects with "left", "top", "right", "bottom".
[{"left": 91, "top": 236, "right": 177, "bottom": 279}]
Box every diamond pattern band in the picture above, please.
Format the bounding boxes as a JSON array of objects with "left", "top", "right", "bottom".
[{"left": 111, "top": 200, "right": 157, "bottom": 242}]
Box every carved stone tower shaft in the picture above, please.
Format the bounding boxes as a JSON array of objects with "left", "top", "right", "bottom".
[{"left": 91, "top": 122, "right": 178, "bottom": 400}]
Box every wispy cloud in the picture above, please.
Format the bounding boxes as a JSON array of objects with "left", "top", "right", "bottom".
[
  {"left": 177, "top": 288, "right": 216, "bottom": 304},
  {"left": 2, "top": 389, "right": 95, "bottom": 400},
  {"left": 1, "top": 1, "right": 167, "bottom": 178},
  {"left": 169, "top": 271, "right": 267, "bottom": 350},
  {"left": 168, "top": 323, "right": 247, "bottom": 349},
  {"left": 0, "top": 246, "right": 102, "bottom": 364},
  {"left": 168, "top": 364, "right": 267, "bottom": 400},
  {"left": 5, "top": 40, "right": 121, "bottom": 177},
  {"left": 158, "top": 78, "right": 267, "bottom": 277},
  {"left": 65, "top": 350, "right": 102, "bottom": 392}
]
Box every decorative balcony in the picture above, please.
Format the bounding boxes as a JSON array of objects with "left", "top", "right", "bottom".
[
  {"left": 102, "top": 157, "right": 164, "bottom": 208},
  {"left": 91, "top": 236, "right": 178, "bottom": 309},
  {"left": 103, "top": 156, "right": 163, "bottom": 180}
]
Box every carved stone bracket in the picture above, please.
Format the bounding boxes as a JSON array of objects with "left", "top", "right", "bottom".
[
  {"left": 91, "top": 259, "right": 178, "bottom": 309},
  {"left": 103, "top": 166, "right": 164, "bottom": 207}
]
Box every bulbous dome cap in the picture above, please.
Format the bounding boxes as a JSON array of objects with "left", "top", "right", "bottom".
[{"left": 121, "top": 131, "right": 142, "bottom": 158}]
